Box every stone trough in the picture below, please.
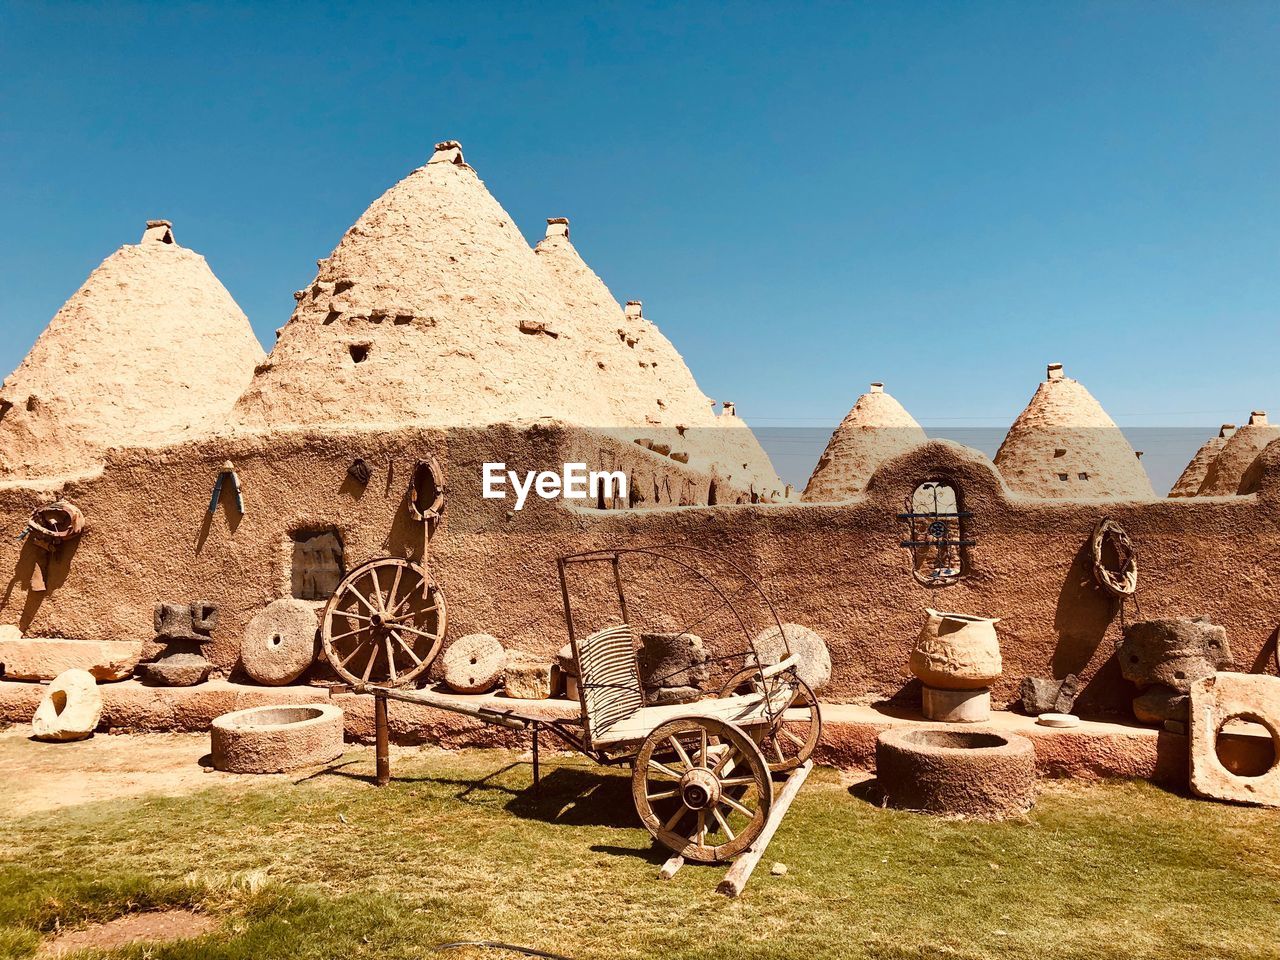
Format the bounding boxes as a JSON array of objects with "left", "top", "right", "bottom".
[
  {"left": 211, "top": 703, "right": 344, "bottom": 774},
  {"left": 875, "top": 727, "right": 1036, "bottom": 819}
]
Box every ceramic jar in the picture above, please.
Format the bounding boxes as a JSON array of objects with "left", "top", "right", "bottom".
[{"left": 909, "top": 609, "right": 1002, "bottom": 690}]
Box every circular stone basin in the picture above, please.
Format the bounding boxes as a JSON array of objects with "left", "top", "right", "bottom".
[
  {"left": 875, "top": 727, "right": 1036, "bottom": 819},
  {"left": 211, "top": 703, "right": 344, "bottom": 774}
]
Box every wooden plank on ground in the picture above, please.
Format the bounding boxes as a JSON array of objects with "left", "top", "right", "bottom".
[
  {"left": 716, "top": 759, "right": 812, "bottom": 898},
  {"left": 659, "top": 854, "right": 684, "bottom": 880}
]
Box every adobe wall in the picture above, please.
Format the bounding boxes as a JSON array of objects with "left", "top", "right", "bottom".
[
  {"left": 0, "top": 423, "right": 742, "bottom": 670},
  {"left": 2, "top": 431, "right": 1278, "bottom": 719}
]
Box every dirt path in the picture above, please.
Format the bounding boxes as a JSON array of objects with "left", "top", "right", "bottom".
[
  {"left": 0, "top": 728, "right": 260, "bottom": 815},
  {"left": 36, "top": 909, "right": 217, "bottom": 958}
]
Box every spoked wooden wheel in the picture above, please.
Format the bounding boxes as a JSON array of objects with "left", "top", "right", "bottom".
[
  {"left": 321, "top": 558, "right": 446, "bottom": 688},
  {"left": 720, "top": 668, "right": 822, "bottom": 773},
  {"left": 632, "top": 717, "right": 772, "bottom": 863}
]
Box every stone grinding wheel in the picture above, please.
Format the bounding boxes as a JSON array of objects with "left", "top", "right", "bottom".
[
  {"left": 32, "top": 668, "right": 102, "bottom": 742},
  {"left": 443, "top": 633, "right": 505, "bottom": 693},
  {"left": 752, "top": 623, "right": 832, "bottom": 693},
  {"left": 241, "top": 599, "right": 319, "bottom": 686}
]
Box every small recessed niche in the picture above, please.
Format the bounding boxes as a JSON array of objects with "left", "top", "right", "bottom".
[
  {"left": 349, "top": 343, "right": 370, "bottom": 364},
  {"left": 290, "top": 528, "right": 345, "bottom": 600}
]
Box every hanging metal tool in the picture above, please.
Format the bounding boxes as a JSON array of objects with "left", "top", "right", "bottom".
[{"left": 208, "top": 461, "right": 245, "bottom": 515}]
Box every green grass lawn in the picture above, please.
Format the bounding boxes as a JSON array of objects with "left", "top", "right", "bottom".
[{"left": 1, "top": 746, "right": 1277, "bottom": 960}]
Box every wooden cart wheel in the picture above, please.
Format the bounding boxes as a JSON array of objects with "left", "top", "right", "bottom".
[
  {"left": 632, "top": 717, "right": 772, "bottom": 863},
  {"left": 720, "top": 668, "right": 822, "bottom": 773},
  {"left": 321, "top": 557, "right": 446, "bottom": 688}
]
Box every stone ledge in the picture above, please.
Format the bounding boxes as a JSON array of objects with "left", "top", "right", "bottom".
[
  {"left": 4, "top": 680, "right": 1271, "bottom": 786},
  {"left": 0, "top": 678, "right": 329, "bottom": 733},
  {"left": 814, "top": 703, "right": 1189, "bottom": 785},
  {"left": 0, "top": 636, "right": 142, "bottom": 682}
]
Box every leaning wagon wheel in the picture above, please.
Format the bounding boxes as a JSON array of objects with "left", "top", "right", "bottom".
[
  {"left": 632, "top": 717, "right": 772, "bottom": 863},
  {"left": 321, "top": 558, "right": 446, "bottom": 688},
  {"left": 719, "top": 668, "right": 822, "bottom": 773}
]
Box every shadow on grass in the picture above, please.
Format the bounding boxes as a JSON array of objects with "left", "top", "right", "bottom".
[
  {"left": 301, "top": 757, "right": 641, "bottom": 829},
  {"left": 588, "top": 842, "right": 679, "bottom": 866},
  {"left": 295, "top": 759, "right": 370, "bottom": 784},
  {"left": 847, "top": 777, "right": 887, "bottom": 807},
  {"left": 507, "top": 768, "right": 638, "bottom": 829}
]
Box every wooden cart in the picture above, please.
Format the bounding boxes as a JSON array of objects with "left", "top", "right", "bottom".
[{"left": 348, "top": 546, "right": 822, "bottom": 887}]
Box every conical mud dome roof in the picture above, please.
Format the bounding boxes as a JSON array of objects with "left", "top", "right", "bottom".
[
  {"left": 1168, "top": 424, "right": 1235, "bottom": 497},
  {"left": 234, "top": 142, "right": 619, "bottom": 430},
  {"left": 533, "top": 219, "right": 781, "bottom": 493},
  {"left": 0, "top": 222, "right": 263, "bottom": 480},
  {"left": 1197, "top": 411, "right": 1280, "bottom": 496},
  {"left": 994, "top": 364, "right": 1155, "bottom": 500},
  {"left": 234, "top": 145, "right": 782, "bottom": 496},
  {"left": 802, "top": 383, "right": 927, "bottom": 501}
]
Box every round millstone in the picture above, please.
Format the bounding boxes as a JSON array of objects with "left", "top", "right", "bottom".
[
  {"left": 241, "top": 599, "right": 319, "bottom": 686},
  {"left": 751, "top": 623, "right": 832, "bottom": 693},
  {"left": 443, "top": 633, "right": 505, "bottom": 694},
  {"left": 1036, "top": 712, "right": 1081, "bottom": 728}
]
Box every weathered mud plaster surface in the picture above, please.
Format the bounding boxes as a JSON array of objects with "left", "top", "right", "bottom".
[
  {"left": 3, "top": 434, "right": 1279, "bottom": 722},
  {"left": 1198, "top": 412, "right": 1280, "bottom": 496},
  {"left": 230, "top": 144, "right": 781, "bottom": 496},
  {"left": 803, "top": 383, "right": 926, "bottom": 501},
  {"left": 0, "top": 223, "right": 263, "bottom": 480},
  {"left": 995, "top": 365, "right": 1156, "bottom": 500},
  {"left": 1169, "top": 424, "right": 1235, "bottom": 497}
]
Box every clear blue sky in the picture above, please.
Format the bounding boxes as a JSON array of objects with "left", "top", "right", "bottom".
[{"left": 3, "top": 1, "right": 1277, "bottom": 439}]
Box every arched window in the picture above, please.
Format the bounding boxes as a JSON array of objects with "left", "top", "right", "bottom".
[{"left": 898, "top": 479, "right": 973, "bottom": 586}]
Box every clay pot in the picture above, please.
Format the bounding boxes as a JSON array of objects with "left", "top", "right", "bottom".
[{"left": 909, "top": 609, "right": 1003, "bottom": 690}]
